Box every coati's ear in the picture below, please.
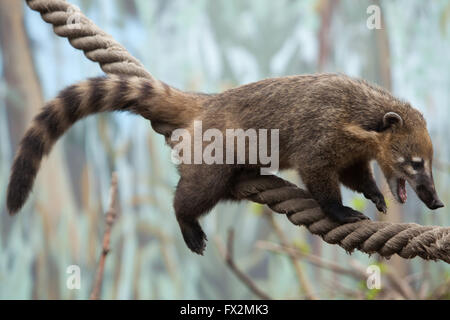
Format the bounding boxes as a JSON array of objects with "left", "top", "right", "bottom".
[{"left": 381, "top": 112, "right": 403, "bottom": 131}]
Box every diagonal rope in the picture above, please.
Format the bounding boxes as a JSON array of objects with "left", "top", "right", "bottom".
[
  {"left": 26, "top": 0, "right": 152, "bottom": 79},
  {"left": 231, "top": 174, "right": 450, "bottom": 264},
  {"left": 25, "top": 0, "right": 450, "bottom": 264}
]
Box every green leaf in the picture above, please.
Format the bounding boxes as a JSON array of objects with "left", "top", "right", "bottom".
[
  {"left": 250, "top": 203, "right": 264, "bottom": 216},
  {"left": 351, "top": 197, "right": 367, "bottom": 211},
  {"left": 293, "top": 240, "right": 311, "bottom": 254},
  {"left": 366, "top": 288, "right": 380, "bottom": 300}
]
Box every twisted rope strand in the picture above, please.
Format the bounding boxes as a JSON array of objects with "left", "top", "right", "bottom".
[
  {"left": 26, "top": 0, "right": 152, "bottom": 79},
  {"left": 231, "top": 174, "right": 450, "bottom": 263},
  {"left": 26, "top": 0, "right": 450, "bottom": 264}
]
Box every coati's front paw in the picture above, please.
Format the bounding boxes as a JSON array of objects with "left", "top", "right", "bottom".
[
  {"left": 180, "top": 221, "right": 208, "bottom": 255},
  {"left": 324, "top": 204, "right": 369, "bottom": 224},
  {"left": 365, "top": 192, "right": 387, "bottom": 213}
]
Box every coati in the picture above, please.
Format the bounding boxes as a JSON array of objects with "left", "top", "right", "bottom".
[{"left": 6, "top": 73, "right": 444, "bottom": 254}]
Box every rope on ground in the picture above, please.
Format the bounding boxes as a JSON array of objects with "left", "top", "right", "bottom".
[{"left": 25, "top": 0, "right": 450, "bottom": 264}]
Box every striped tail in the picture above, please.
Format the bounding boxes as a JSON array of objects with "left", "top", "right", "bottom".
[{"left": 7, "top": 75, "right": 202, "bottom": 214}]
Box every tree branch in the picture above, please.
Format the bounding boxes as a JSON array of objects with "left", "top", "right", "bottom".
[
  {"left": 90, "top": 172, "right": 119, "bottom": 300},
  {"left": 256, "top": 241, "right": 365, "bottom": 279},
  {"left": 215, "top": 230, "right": 272, "bottom": 300},
  {"left": 265, "top": 213, "right": 317, "bottom": 299}
]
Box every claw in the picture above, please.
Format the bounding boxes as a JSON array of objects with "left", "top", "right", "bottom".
[
  {"left": 325, "top": 205, "right": 370, "bottom": 224},
  {"left": 367, "top": 192, "right": 387, "bottom": 214},
  {"left": 180, "top": 221, "right": 208, "bottom": 255},
  {"left": 376, "top": 201, "right": 387, "bottom": 214}
]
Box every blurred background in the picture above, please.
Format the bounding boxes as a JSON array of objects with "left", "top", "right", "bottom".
[{"left": 0, "top": 0, "right": 449, "bottom": 300}]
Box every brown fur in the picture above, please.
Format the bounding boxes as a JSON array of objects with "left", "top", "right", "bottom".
[
  {"left": 7, "top": 75, "right": 205, "bottom": 214},
  {"left": 7, "top": 73, "right": 440, "bottom": 255}
]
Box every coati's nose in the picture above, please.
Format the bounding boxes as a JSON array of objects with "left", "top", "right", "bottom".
[
  {"left": 415, "top": 183, "right": 444, "bottom": 210},
  {"left": 429, "top": 199, "right": 444, "bottom": 210}
]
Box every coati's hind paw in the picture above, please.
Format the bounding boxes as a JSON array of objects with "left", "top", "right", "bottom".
[
  {"left": 180, "top": 221, "right": 208, "bottom": 255},
  {"left": 325, "top": 205, "right": 370, "bottom": 224}
]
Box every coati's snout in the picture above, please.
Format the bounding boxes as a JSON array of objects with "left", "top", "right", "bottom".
[
  {"left": 385, "top": 167, "right": 444, "bottom": 210},
  {"left": 377, "top": 112, "right": 444, "bottom": 210},
  {"left": 415, "top": 182, "right": 444, "bottom": 210},
  {"left": 404, "top": 158, "right": 443, "bottom": 210}
]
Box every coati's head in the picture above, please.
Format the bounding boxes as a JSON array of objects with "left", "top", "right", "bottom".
[{"left": 376, "top": 111, "right": 444, "bottom": 210}]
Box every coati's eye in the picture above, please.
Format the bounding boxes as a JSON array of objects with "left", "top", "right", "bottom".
[{"left": 411, "top": 158, "right": 424, "bottom": 170}]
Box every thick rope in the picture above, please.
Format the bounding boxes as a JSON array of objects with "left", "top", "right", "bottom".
[
  {"left": 231, "top": 174, "right": 450, "bottom": 264},
  {"left": 26, "top": 0, "right": 450, "bottom": 264},
  {"left": 26, "top": 0, "right": 152, "bottom": 79}
]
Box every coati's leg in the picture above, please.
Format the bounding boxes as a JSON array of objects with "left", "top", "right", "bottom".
[
  {"left": 338, "top": 161, "right": 387, "bottom": 213},
  {"left": 174, "top": 164, "right": 233, "bottom": 255},
  {"left": 300, "top": 168, "right": 369, "bottom": 223}
]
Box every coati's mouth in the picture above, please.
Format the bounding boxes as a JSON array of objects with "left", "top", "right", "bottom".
[
  {"left": 388, "top": 174, "right": 444, "bottom": 209},
  {"left": 388, "top": 177, "right": 407, "bottom": 204},
  {"left": 396, "top": 178, "right": 407, "bottom": 203}
]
